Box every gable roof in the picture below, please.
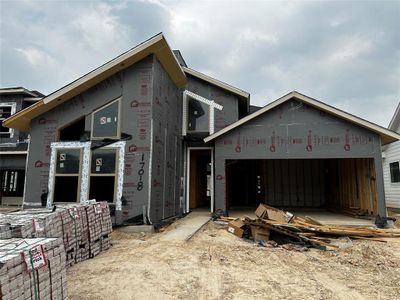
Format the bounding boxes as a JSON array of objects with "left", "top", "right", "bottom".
[
  {"left": 204, "top": 91, "right": 400, "bottom": 145},
  {"left": 4, "top": 33, "right": 187, "bottom": 132},
  {"left": 388, "top": 102, "right": 400, "bottom": 132}
]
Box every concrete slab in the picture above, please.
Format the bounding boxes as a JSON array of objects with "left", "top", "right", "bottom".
[
  {"left": 160, "top": 211, "right": 211, "bottom": 242},
  {"left": 118, "top": 225, "right": 154, "bottom": 233},
  {"left": 228, "top": 207, "right": 374, "bottom": 226},
  {"left": 295, "top": 211, "right": 374, "bottom": 226}
]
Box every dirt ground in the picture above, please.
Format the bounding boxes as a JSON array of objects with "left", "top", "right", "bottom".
[{"left": 67, "top": 219, "right": 400, "bottom": 300}]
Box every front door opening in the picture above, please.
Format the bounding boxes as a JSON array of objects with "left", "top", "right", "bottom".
[{"left": 189, "top": 149, "right": 212, "bottom": 210}]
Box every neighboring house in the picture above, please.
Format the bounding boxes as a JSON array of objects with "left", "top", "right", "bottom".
[
  {"left": 382, "top": 102, "right": 400, "bottom": 210},
  {"left": 0, "top": 87, "right": 43, "bottom": 206},
  {"left": 4, "top": 33, "right": 400, "bottom": 224}
]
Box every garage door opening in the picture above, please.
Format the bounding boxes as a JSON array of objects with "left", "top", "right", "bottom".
[{"left": 226, "top": 158, "right": 378, "bottom": 217}]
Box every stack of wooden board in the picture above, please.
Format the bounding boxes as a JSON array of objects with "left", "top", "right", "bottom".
[
  {"left": 0, "top": 238, "right": 67, "bottom": 300},
  {"left": 226, "top": 204, "right": 400, "bottom": 250}
]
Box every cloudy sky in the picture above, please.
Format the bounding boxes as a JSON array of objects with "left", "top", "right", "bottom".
[{"left": 1, "top": 0, "right": 399, "bottom": 127}]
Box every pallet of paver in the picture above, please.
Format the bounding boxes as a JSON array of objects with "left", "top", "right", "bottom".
[
  {"left": 0, "top": 209, "right": 63, "bottom": 239},
  {"left": 57, "top": 204, "right": 90, "bottom": 265},
  {"left": 85, "top": 202, "right": 112, "bottom": 257},
  {"left": 0, "top": 202, "right": 113, "bottom": 265},
  {"left": 0, "top": 237, "right": 67, "bottom": 300},
  {"left": 0, "top": 225, "right": 11, "bottom": 239}
]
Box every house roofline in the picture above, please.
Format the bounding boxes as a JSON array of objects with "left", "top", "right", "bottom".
[
  {"left": 4, "top": 33, "right": 187, "bottom": 132},
  {"left": 182, "top": 67, "right": 250, "bottom": 99},
  {"left": 204, "top": 91, "right": 400, "bottom": 146},
  {"left": 388, "top": 101, "right": 400, "bottom": 131},
  {"left": 0, "top": 87, "right": 43, "bottom": 97}
]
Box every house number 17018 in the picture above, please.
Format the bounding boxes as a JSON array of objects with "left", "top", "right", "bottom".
[{"left": 137, "top": 153, "right": 145, "bottom": 191}]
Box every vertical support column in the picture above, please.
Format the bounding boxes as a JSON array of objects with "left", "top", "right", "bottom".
[
  {"left": 374, "top": 150, "right": 387, "bottom": 217},
  {"left": 372, "top": 135, "right": 387, "bottom": 217},
  {"left": 214, "top": 147, "right": 226, "bottom": 211}
]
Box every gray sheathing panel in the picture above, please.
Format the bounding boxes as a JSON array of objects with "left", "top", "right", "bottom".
[
  {"left": 213, "top": 99, "right": 386, "bottom": 216},
  {"left": 186, "top": 75, "right": 239, "bottom": 132},
  {"left": 149, "top": 56, "right": 183, "bottom": 222},
  {"left": 24, "top": 57, "right": 154, "bottom": 224}
]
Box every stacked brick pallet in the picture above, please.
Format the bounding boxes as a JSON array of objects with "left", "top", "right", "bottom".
[
  {"left": 0, "top": 202, "right": 113, "bottom": 265},
  {"left": 0, "top": 225, "right": 11, "bottom": 239},
  {"left": 0, "top": 238, "right": 68, "bottom": 300},
  {"left": 85, "top": 202, "right": 112, "bottom": 258}
]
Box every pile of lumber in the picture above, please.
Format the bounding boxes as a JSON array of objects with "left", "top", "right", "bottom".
[
  {"left": 0, "top": 238, "right": 68, "bottom": 300},
  {"left": 225, "top": 204, "right": 400, "bottom": 250},
  {"left": 0, "top": 202, "right": 113, "bottom": 266}
]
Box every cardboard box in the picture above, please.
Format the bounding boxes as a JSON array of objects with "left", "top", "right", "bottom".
[
  {"left": 228, "top": 219, "right": 245, "bottom": 238},
  {"left": 255, "top": 204, "right": 268, "bottom": 218},
  {"left": 255, "top": 204, "right": 289, "bottom": 223},
  {"left": 251, "top": 225, "right": 270, "bottom": 241}
]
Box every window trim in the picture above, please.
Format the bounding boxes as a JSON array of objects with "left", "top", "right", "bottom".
[
  {"left": 90, "top": 97, "right": 122, "bottom": 140},
  {"left": 182, "top": 90, "right": 223, "bottom": 136},
  {"left": 88, "top": 148, "right": 119, "bottom": 203},
  {"left": 389, "top": 161, "right": 400, "bottom": 184},
  {"left": 0, "top": 102, "right": 16, "bottom": 138},
  {"left": 47, "top": 142, "right": 91, "bottom": 207},
  {"left": 47, "top": 141, "right": 125, "bottom": 210}
]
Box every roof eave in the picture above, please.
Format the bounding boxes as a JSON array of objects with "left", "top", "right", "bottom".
[
  {"left": 0, "top": 88, "right": 38, "bottom": 97},
  {"left": 204, "top": 91, "right": 400, "bottom": 146},
  {"left": 4, "top": 33, "right": 187, "bottom": 132},
  {"left": 182, "top": 67, "right": 250, "bottom": 100}
]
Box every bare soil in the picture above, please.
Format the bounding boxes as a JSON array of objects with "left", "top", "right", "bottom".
[{"left": 67, "top": 220, "right": 400, "bottom": 300}]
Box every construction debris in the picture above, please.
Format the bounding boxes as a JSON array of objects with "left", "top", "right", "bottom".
[
  {"left": 0, "top": 238, "right": 68, "bottom": 300},
  {"left": 223, "top": 204, "right": 400, "bottom": 250}
]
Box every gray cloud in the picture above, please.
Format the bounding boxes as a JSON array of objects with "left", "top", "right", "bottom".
[{"left": 0, "top": 0, "right": 399, "bottom": 127}]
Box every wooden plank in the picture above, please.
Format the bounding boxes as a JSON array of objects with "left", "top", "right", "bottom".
[
  {"left": 267, "top": 160, "right": 274, "bottom": 205},
  {"left": 304, "top": 160, "right": 313, "bottom": 207},
  {"left": 288, "top": 159, "right": 297, "bottom": 207},
  {"left": 311, "top": 160, "right": 320, "bottom": 207},
  {"left": 297, "top": 160, "right": 305, "bottom": 207},
  {"left": 282, "top": 159, "right": 290, "bottom": 207}
]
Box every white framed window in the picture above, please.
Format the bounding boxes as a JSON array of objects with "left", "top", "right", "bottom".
[
  {"left": 88, "top": 148, "right": 118, "bottom": 203},
  {"left": 47, "top": 141, "right": 125, "bottom": 210},
  {"left": 0, "top": 103, "right": 16, "bottom": 138},
  {"left": 47, "top": 142, "right": 90, "bottom": 206},
  {"left": 91, "top": 97, "right": 122, "bottom": 140},
  {"left": 390, "top": 161, "right": 400, "bottom": 183},
  {"left": 182, "top": 90, "right": 223, "bottom": 136}
]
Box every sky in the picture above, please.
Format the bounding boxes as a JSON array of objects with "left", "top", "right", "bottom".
[{"left": 0, "top": 0, "right": 399, "bottom": 127}]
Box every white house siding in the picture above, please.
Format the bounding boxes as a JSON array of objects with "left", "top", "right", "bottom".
[{"left": 383, "top": 123, "right": 400, "bottom": 209}]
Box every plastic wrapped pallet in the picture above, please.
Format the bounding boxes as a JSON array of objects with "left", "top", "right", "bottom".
[
  {"left": 0, "top": 202, "right": 113, "bottom": 265},
  {"left": 57, "top": 204, "right": 90, "bottom": 265},
  {"left": 0, "top": 225, "right": 11, "bottom": 239},
  {"left": 0, "top": 238, "right": 67, "bottom": 300},
  {"left": 0, "top": 209, "right": 63, "bottom": 239},
  {"left": 85, "top": 202, "right": 113, "bottom": 257}
]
